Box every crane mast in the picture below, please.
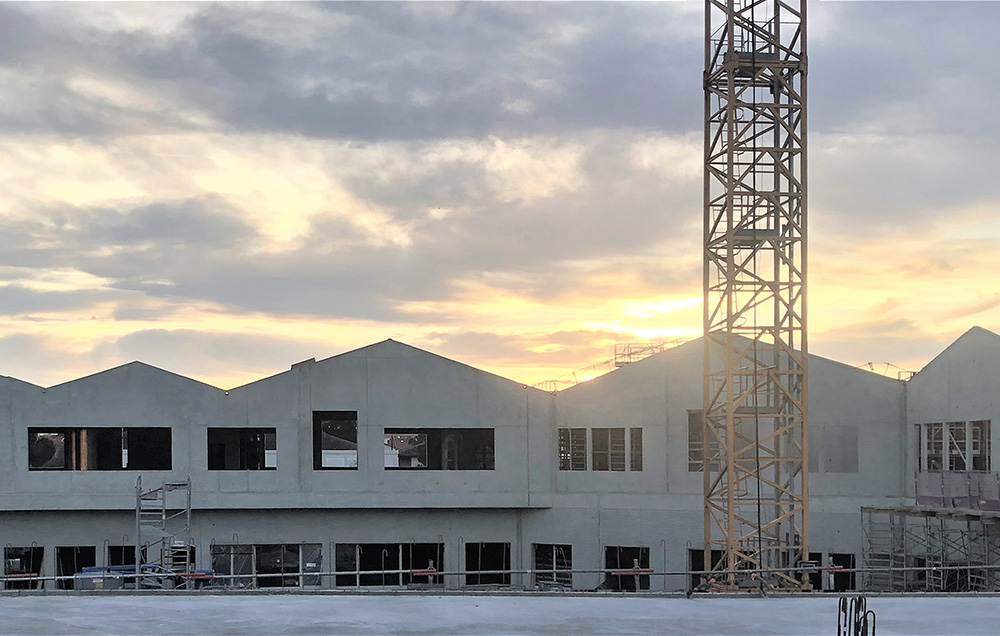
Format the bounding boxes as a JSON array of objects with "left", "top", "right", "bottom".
[{"left": 703, "top": 0, "right": 809, "bottom": 588}]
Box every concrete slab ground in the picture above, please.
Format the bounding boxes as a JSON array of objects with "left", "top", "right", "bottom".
[{"left": 0, "top": 593, "right": 997, "bottom": 635}]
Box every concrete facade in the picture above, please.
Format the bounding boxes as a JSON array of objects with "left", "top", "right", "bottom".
[{"left": 1, "top": 330, "right": 996, "bottom": 591}]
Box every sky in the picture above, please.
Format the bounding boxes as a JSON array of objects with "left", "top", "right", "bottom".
[{"left": 1, "top": 1, "right": 999, "bottom": 390}]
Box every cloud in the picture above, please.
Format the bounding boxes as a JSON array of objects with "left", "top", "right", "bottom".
[
  {"left": 1, "top": 1, "right": 1000, "bottom": 390},
  {"left": 94, "top": 329, "right": 337, "bottom": 387},
  {"left": 812, "top": 319, "right": 955, "bottom": 375}
]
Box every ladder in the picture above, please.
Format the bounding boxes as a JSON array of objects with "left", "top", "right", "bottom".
[{"left": 135, "top": 475, "right": 193, "bottom": 589}]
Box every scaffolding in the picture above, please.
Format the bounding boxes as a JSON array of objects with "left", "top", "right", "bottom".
[
  {"left": 135, "top": 475, "right": 194, "bottom": 589},
  {"left": 862, "top": 506, "right": 1000, "bottom": 592}
]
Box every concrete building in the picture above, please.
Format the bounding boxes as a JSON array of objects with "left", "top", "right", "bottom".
[{"left": 1, "top": 328, "right": 997, "bottom": 591}]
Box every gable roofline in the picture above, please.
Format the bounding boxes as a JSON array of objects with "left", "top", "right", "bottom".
[
  {"left": 43, "top": 360, "right": 225, "bottom": 393},
  {"left": 325, "top": 339, "right": 548, "bottom": 394},
  {"left": 554, "top": 337, "right": 703, "bottom": 395},
  {"left": 909, "top": 326, "right": 1000, "bottom": 381},
  {"left": 0, "top": 375, "right": 43, "bottom": 390},
  {"left": 557, "top": 333, "right": 907, "bottom": 393},
  {"left": 228, "top": 338, "right": 546, "bottom": 394}
]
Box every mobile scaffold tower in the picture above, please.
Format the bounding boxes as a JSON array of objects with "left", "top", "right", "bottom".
[
  {"left": 135, "top": 475, "right": 193, "bottom": 588},
  {"left": 703, "top": 0, "right": 809, "bottom": 589}
]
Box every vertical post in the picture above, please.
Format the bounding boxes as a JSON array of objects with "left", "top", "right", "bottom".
[{"left": 134, "top": 476, "right": 142, "bottom": 590}]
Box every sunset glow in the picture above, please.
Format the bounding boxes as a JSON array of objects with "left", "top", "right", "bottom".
[{"left": 1, "top": 2, "right": 998, "bottom": 389}]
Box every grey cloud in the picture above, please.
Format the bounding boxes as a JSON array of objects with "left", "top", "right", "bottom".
[
  {"left": 942, "top": 294, "right": 1000, "bottom": 322},
  {"left": 3, "top": 1, "right": 999, "bottom": 146},
  {"left": 0, "top": 3, "right": 703, "bottom": 141},
  {"left": 0, "top": 333, "right": 113, "bottom": 386},
  {"left": 813, "top": 319, "right": 953, "bottom": 373},
  {"left": 0, "top": 130, "right": 701, "bottom": 322},
  {"left": 0, "top": 284, "right": 108, "bottom": 316},
  {"left": 420, "top": 331, "right": 529, "bottom": 362},
  {"left": 420, "top": 328, "right": 627, "bottom": 368},
  {"left": 811, "top": 3, "right": 1000, "bottom": 137},
  {"left": 94, "top": 329, "right": 337, "bottom": 386},
  {"left": 1, "top": 2, "right": 998, "bottom": 335},
  {"left": 0, "top": 196, "right": 257, "bottom": 265}
]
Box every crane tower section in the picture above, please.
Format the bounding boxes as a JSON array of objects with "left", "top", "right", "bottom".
[{"left": 703, "top": 0, "right": 808, "bottom": 588}]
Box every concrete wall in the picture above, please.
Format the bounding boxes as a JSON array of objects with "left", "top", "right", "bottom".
[
  {"left": 906, "top": 327, "right": 1000, "bottom": 499},
  {"left": 551, "top": 338, "right": 907, "bottom": 584},
  {"left": 4, "top": 331, "right": 989, "bottom": 590},
  {"left": 0, "top": 340, "right": 550, "bottom": 511}
]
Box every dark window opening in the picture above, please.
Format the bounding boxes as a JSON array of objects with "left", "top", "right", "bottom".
[
  {"left": 384, "top": 428, "right": 495, "bottom": 470},
  {"left": 466, "top": 542, "right": 510, "bottom": 586},
  {"left": 687, "top": 548, "right": 725, "bottom": 590},
  {"left": 558, "top": 428, "right": 586, "bottom": 471},
  {"left": 948, "top": 421, "right": 967, "bottom": 471},
  {"left": 207, "top": 428, "right": 276, "bottom": 470},
  {"left": 335, "top": 543, "right": 444, "bottom": 587},
  {"left": 604, "top": 546, "right": 649, "bottom": 591},
  {"left": 688, "top": 410, "right": 720, "bottom": 472},
  {"left": 313, "top": 411, "right": 358, "bottom": 469},
  {"left": 925, "top": 423, "right": 944, "bottom": 471},
  {"left": 592, "top": 428, "right": 625, "bottom": 471},
  {"left": 107, "top": 545, "right": 147, "bottom": 567},
  {"left": 4, "top": 547, "right": 44, "bottom": 590},
  {"left": 533, "top": 544, "right": 572, "bottom": 588},
  {"left": 209, "top": 543, "right": 320, "bottom": 589},
  {"left": 808, "top": 551, "right": 823, "bottom": 591},
  {"left": 972, "top": 420, "right": 991, "bottom": 471},
  {"left": 630, "top": 428, "right": 643, "bottom": 471},
  {"left": 830, "top": 553, "right": 856, "bottom": 592},
  {"left": 56, "top": 546, "right": 96, "bottom": 590},
  {"left": 256, "top": 544, "right": 301, "bottom": 588},
  {"left": 211, "top": 544, "right": 253, "bottom": 588},
  {"left": 125, "top": 427, "right": 172, "bottom": 470},
  {"left": 28, "top": 427, "right": 171, "bottom": 471},
  {"left": 918, "top": 421, "right": 991, "bottom": 472}
]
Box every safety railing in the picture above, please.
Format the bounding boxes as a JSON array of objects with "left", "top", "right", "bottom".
[{"left": 6, "top": 562, "right": 1000, "bottom": 592}]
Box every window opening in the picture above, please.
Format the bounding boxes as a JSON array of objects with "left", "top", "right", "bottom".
[
  {"left": 27, "top": 427, "right": 171, "bottom": 471},
  {"left": 604, "top": 546, "right": 649, "bottom": 591},
  {"left": 592, "top": 428, "right": 625, "bottom": 472},
  {"left": 830, "top": 553, "right": 856, "bottom": 591},
  {"left": 688, "top": 410, "right": 720, "bottom": 472},
  {"left": 384, "top": 429, "right": 494, "bottom": 470},
  {"left": 808, "top": 551, "right": 823, "bottom": 591},
  {"left": 925, "top": 423, "right": 944, "bottom": 471},
  {"left": 947, "top": 422, "right": 967, "bottom": 471},
  {"left": 335, "top": 543, "right": 444, "bottom": 587},
  {"left": 533, "top": 544, "right": 572, "bottom": 588},
  {"left": 630, "top": 428, "right": 643, "bottom": 471},
  {"left": 465, "top": 542, "right": 510, "bottom": 586},
  {"left": 107, "top": 545, "right": 146, "bottom": 567},
  {"left": 210, "top": 544, "right": 253, "bottom": 587},
  {"left": 687, "top": 548, "right": 725, "bottom": 590},
  {"left": 4, "top": 547, "right": 44, "bottom": 590},
  {"left": 55, "top": 546, "right": 96, "bottom": 590},
  {"left": 256, "top": 544, "right": 301, "bottom": 588},
  {"left": 918, "top": 421, "right": 991, "bottom": 472},
  {"left": 313, "top": 411, "right": 358, "bottom": 469},
  {"left": 558, "top": 428, "right": 586, "bottom": 471},
  {"left": 972, "top": 420, "right": 991, "bottom": 471},
  {"left": 207, "top": 428, "right": 277, "bottom": 470}
]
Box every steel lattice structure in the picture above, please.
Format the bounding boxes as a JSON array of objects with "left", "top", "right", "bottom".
[{"left": 702, "top": 0, "right": 809, "bottom": 588}]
